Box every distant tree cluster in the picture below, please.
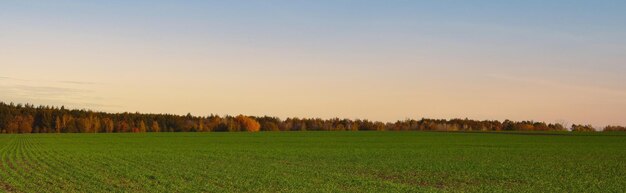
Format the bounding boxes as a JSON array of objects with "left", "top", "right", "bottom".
[
  {"left": 0, "top": 102, "right": 260, "bottom": 134},
  {"left": 0, "top": 102, "right": 621, "bottom": 134},
  {"left": 571, "top": 124, "right": 596, "bottom": 132},
  {"left": 603, "top": 125, "right": 626, "bottom": 132}
]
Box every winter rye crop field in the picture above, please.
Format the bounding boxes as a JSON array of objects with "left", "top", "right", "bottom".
[{"left": 0, "top": 132, "right": 625, "bottom": 193}]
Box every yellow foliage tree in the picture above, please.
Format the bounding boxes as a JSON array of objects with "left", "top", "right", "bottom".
[{"left": 235, "top": 115, "right": 260, "bottom": 132}]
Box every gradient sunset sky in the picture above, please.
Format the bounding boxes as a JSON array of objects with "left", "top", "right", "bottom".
[{"left": 1, "top": 1, "right": 625, "bottom": 127}]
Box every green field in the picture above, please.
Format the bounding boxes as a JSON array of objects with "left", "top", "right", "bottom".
[{"left": 0, "top": 132, "right": 625, "bottom": 192}]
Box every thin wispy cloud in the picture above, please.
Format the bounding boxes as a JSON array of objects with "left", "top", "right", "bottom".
[
  {"left": 486, "top": 74, "right": 626, "bottom": 97},
  {"left": 0, "top": 76, "right": 99, "bottom": 85},
  {"left": 0, "top": 76, "right": 26, "bottom": 81},
  {"left": 57, "top": 80, "right": 98, "bottom": 85},
  {"left": 0, "top": 77, "right": 114, "bottom": 110},
  {"left": 0, "top": 84, "right": 90, "bottom": 95}
]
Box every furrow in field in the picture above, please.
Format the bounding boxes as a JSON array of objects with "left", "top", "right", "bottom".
[
  {"left": 114, "top": 148, "right": 227, "bottom": 192},
  {"left": 0, "top": 136, "right": 18, "bottom": 193},
  {"left": 113, "top": 154, "right": 165, "bottom": 183},
  {"left": 55, "top": 148, "right": 147, "bottom": 192},
  {"left": 12, "top": 137, "right": 33, "bottom": 191},
  {"left": 20, "top": 136, "right": 65, "bottom": 192},
  {"left": 0, "top": 136, "right": 13, "bottom": 177},
  {"left": 30, "top": 140, "right": 86, "bottom": 192},
  {"left": 3, "top": 136, "right": 95, "bottom": 192},
  {"left": 18, "top": 137, "right": 46, "bottom": 191},
  {"left": 0, "top": 136, "right": 25, "bottom": 192},
  {"left": 50, "top": 136, "right": 164, "bottom": 192},
  {"left": 264, "top": 154, "right": 417, "bottom": 192},
  {"left": 174, "top": 154, "right": 232, "bottom": 192},
  {"left": 39, "top": 140, "right": 110, "bottom": 192},
  {"left": 87, "top": 153, "right": 146, "bottom": 192},
  {"left": 7, "top": 136, "right": 46, "bottom": 192},
  {"left": 85, "top": 149, "right": 167, "bottom": 192}
]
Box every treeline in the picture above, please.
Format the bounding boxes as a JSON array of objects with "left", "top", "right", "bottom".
[{"left": 0, "top": 102, "right": 623, "bottom": 134}]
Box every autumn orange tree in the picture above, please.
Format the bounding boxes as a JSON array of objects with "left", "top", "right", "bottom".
[{"left": 235, "top": 115, "right": 260, "bottom": 132}]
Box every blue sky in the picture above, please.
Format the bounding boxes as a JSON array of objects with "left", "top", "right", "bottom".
[{"left": 1, "top": 0, "right": 625, "bottom": 126}]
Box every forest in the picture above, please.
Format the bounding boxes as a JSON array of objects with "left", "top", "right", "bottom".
[{"left": 0, "top": 102, "right": 623, "bottom": 134}]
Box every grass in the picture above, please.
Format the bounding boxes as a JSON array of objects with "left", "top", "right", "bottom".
[{"left": 0, "top": 131, "right": 625, "bottom": 192}]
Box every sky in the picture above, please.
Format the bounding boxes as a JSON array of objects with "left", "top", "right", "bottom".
[{"left": 1, "top": 0, "right": 625, "bottom": 127}]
